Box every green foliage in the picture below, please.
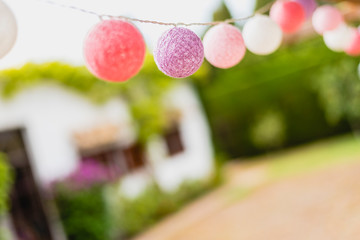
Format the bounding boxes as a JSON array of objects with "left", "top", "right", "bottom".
[
  {"left": 0, "top": 153, "right": 12, "bottom": 216},
  {"left": 256, "top": 0, "right": 273, "bottom": 10},
  {"left": 314, "top": 58, "right": 360, "bottom": 125},
  {"left": 194, "top": 37, "right": 353, "bottom": 157},
  {"left": 55, "top": 186, "right": 110, "bottom": 240},
  {"left": 261, "top": 135, "right": 360, "bottom": 181},
  {"left": 110, "top": 180, "right": 216, "bottom": 239},
  {"left": 0, "top": 54, "right": 176, "bottom": 143},
  {"left": 250, "top": 109, "right": 286, "bottom": 149},
  {"left": 213, "top": 1, "right": 232, "bottom": 22}
]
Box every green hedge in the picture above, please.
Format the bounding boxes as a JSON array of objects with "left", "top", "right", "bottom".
[
  {"left": 55, "top": 186, "right": 110, "bottom": 240},
  {"left": 0, "top": 54, "right": 175, "bottom": 144}
]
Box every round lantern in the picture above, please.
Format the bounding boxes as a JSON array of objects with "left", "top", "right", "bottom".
[
  {"left": 312, "top": 5, "right": 343, "bottom": 35},
  {"left": 0, "top": 0, "right": 17, "bottom": 59},
  {"left": 243, "top": 15, "right": 282, "bottom": 55},
  {"left": 154, "top": 27, "right": 204, "bottom": 78},
  {"left": 323, "top": 24, "right": 354, "bottom": 52},
  {"left": 294, "top": 0, "right": 317, "bottom": 18},
  {"left": 83, "top": 20, "right": 146, "bottom": 82},
  {"left": 345, "top": 29, "right": 360, "bottom": 56},
  {"left": 270, "top": 0, "right": 305, "bottom": 34},
  {"left": 203, "top": 23, "right": 246, "bottom": 68}
]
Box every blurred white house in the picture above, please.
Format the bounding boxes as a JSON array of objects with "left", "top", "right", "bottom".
[
  {"left": 0, "top": 80, "right": 214, "bottom": 239},
  {"left": 0, "top": 81, "right": 214, "bottom": 192}
]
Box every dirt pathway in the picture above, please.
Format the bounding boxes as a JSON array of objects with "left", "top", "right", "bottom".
[{"left": 134, "top": 161, "right": 360, "bottom": 240}]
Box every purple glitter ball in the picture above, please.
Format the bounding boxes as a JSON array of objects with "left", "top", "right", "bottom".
[{"left": 154, "top": 27, "right": 204, "bottom": 78}]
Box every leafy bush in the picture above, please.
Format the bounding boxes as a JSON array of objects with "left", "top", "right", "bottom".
[
  {"left": 55, "top": 186, "right": 110, "bottom": 240},
  {"left": 110, "top": 179, "right": 216, "bottom": 239},
  {"left": 314, "top": 58, "right": 360, "bottom": 126},
  {"left": 0, "top": 153, "right": 12, "bottom": 216},
  {"left": 250, "top": 110, "right": 286, "bottom": 150},
  {"left": 53, "top": 160, "right": 111, "bottom": 240}
]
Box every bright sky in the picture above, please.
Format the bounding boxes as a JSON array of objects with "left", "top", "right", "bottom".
[{"left": 0, "top": 0, "right": 255, "bottom": 70}]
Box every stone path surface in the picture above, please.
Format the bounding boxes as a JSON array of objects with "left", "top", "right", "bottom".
[{"left": 134, "top": 161, "right": 360, "bottom": 240}]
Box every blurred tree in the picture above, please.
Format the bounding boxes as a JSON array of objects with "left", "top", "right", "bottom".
[
  {"left": 213, "top": 1, "right": 232, "bottom": 21},
  {"left": 256, "top": 0, "right": 273, "bottom": 10},
  {"left": 193, "top": 36, "right": 356, "bottom": 158},
  {"left": 314, "top": 58, "right": 360, "bottom": 130},
  {"left": 250, "top": 110, "right": 286, "bottom": 150}
]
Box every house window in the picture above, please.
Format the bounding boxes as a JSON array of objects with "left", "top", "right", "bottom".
[
  {"left": 79, "top": 142, "right": 147, "bottom": 179},
  {"left": 164, "top": 125, "right": 184, "bottom": 156},
  {"left": 122, "top": 143, "right": 146, "bottom": 171}
]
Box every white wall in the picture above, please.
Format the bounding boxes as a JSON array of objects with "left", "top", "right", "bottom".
[
  {"left": 0, "top": 84, "right": 134, "bottom": 186},
  {"left": 153, "top": 83, "right": 214, "bottom": 191},
  {"left": 121, "top": 83, "right": 214, "bottom": 196}
]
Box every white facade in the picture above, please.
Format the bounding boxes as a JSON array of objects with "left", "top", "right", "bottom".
[{"left": 0, "top": 82, "right": 214, "bottom": 196}]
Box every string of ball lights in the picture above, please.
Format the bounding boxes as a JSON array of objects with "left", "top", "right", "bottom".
[
  {"left": 0, "top": 0, "right": 359, "bottom": 83},
  {"left": 37, "top": 0, "right": 274, "bottom": 26}
]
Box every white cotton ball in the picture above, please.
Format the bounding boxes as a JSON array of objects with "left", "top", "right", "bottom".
[
  {"left": 323, "top": 24, "right": 354, "bottom": 52},
  {"left": 243, "top": 15, "right": 283, "bottom": 55},
  {"left": 0, "top": 0, "right": 17, "bottom": 59}
]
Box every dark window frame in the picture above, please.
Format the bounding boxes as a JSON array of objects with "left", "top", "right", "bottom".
[{"left": 163, "top": 125, "right": 185, "bottom": 156}]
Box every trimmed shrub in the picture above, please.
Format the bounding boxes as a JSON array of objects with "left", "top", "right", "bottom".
[{"left": 55, "top": 186, "right": 110, "bottom": 240}]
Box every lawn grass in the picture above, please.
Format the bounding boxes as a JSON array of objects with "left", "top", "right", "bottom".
[
  {"left": 225, "top": 135, "right": 360, "bottom": 202},
  {"left": 246, "top": 134, "right": 360, "bottom": 181}
]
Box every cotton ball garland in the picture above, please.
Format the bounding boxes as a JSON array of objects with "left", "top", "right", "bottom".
[
  {"left": 154, "top": 27, "right": 204, "bottom": 78},
  {"left": 345, "top": 29, "right": 360, "bottom": 56},
  {"left": 203, "top": 23, "right": 245, "bottom": 69},
  {"left": 270, "top": 0, "right": 305, "bottom": 34},
  {"left": 0, "top": 0, "right": 17, "bottom": 59},
  {"left": 294, "top": 0, "right": 317, "bottom": 18},
  {"left": 243, "top": 15, "right": 282, "bottom": 55},
  {"left": 83, "top": 20, "right": 146, "bottom": 82},
  {"left": 323, "top": 24, "right": 354, "bottom": 52},
  {"left": 312, "top": 5, "right": 343, "bottom": 35}
]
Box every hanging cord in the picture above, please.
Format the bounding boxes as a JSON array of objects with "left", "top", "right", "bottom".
[{"left": 36, "top": 0, "right": 274, "bottom": 26}]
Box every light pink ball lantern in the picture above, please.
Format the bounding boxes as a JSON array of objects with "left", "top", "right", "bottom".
[
  {"left": 312, "top": 5, "right": 343, "bottom": 35},
  {"left": 203, "top": 23, "right": 246, "bottom": 69}
]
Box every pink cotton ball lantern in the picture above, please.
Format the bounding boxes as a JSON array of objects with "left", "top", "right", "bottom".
[
  {"left": 312, "top": 5, "right": 343, "bottom": 35},
  {"left": 83, "top": 19, "right": 146, "bottom": 82},
  {"left": 270, "top": 0, "right": 305, "bottom": 34},
  {"left": 345, "top": 29, "right": 360, "bottom": 56},
  {"left": 203, "top": 23, "right": 246, "bottom": 69},
  {"left": 154, "top": 27, "right": 204, "bottom": 78},
  {"left": 294, "top": 0, "right": 317, "bottom": 18}
]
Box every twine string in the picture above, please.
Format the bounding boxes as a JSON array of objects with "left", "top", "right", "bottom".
[{"left": 36, "top": 0, "right": 273, "bottom": 26}]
